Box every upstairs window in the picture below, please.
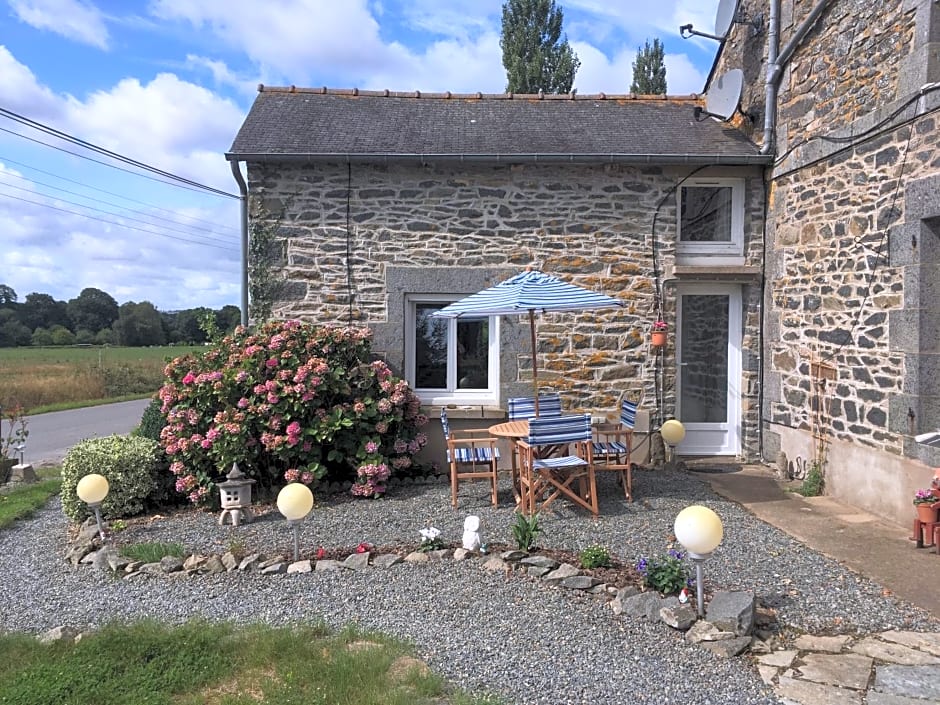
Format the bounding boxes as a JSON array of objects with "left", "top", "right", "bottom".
[
  {"left": 678, "top": 178, "right": 744, "bottom": 257},
  {"left": 405, "top": 296, "right": 499, "bottom": 406}
]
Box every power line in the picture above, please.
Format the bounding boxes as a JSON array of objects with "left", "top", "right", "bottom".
[
  {"left": 0, "top": 106, "right": 239, "bottom": 199},
  {"left": 0, "top": 181, "right": 234, "bottom": 247},
  {"left": 0, "top": 171, "right": 235, "bottom": 243},
  {"left": 0, "top": 190, "right": 238, "bottom": 252},
  {"left": 0, "top": 153, "right": 237, "bottom": 230},
  {"left": 0, "top": 125, "right": 228, "bottom": 198}
]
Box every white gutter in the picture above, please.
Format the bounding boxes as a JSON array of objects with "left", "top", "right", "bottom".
[{"left": 229, "top": 160, "right": 250, "bottom": 328}]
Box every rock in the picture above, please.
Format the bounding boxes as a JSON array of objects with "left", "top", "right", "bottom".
[
  {"left": 183, "top": 555, "right": 207, "bottom": 571},
  {"left": 92, "top": 548, "right": 119, "bottom": 572},
  {"left": 258, "top": 557, "right": 286, "bottom": 570},
  {"left": 796, "top": 653, "right": 873, "bottom": 690},
  {"left": 261, "top": 562, "right": 287, "bottom": 575},
  {"left": 850, "top": 637, "right": 940, "bottom": 665},
  {"left": 873, "top": 664, "right": 940, "bottom": 702},
  {"left": 543, "top": 563, "right": 580, "bottom": 583},
  {"left": 107, "top": 552, "right": 131, "bottom": 573},
  {"left": 528, "top": 566, "right": 552, "bottom": 578},
  {"left": 519, "top": 555, "right": 560, "bottom": 569},
  {"left": 66, "top": 540, "right": 94, "bottom": 566},
  {"left": 403, "top": 552, "right": 430, "bottom": 564},
  {"left": 139, "top": 562, "right": 164, "bottom": 575},
  {"left": 699, "top": 636, "right": 753, "bottom": 658},
  {"left": 705, "top": 590, "right": 756, "bottom": 636},
  {"left": 221, "top": 552, "right": 238, "bottom": 571},
  {"left": 315, "top": 560, "right": 343, "bottom": 571},
  {"left": 481, "top": 556, "right": 508, "bottom": 571},
  {"left": 453, "top": 548, "right": 471, "bottom": 560},
  {"left": 757, "top": 650, "right": 798, "bottom": 667},
  {"left": 372, "top": 554, "right": 402, "bottom": 568},
  {"left": 38, "top": 626, "right": 82, "bottom": 644},
  {"left": 343, "top": 552, "right": 370, "bottom": 570},
  {"left": 621, "top": 592, "right": 668, "bottom": 621},
  {"left": 686, "top": 620, "right": 736, "bottom": 644},
  {"left": 426, "top": 549, "right": 449, "bottom": 561},
  {"left": 159, "top": 556, "right": 184, "bottom": 573},
  {"left": 9, "top": 463, "right": 36, "bottom": 483},
  {"left": 499, "top": 550, "right": 528, "bottom": 561},
  {"left": 793, "top": 634, "right": 851, "bottom": 653},
  {"left": 560, "top": 575, "right": 601, "bottom": 590},
  {"left": 287, "top": 560, "right": 312, "bottom": 574},
  {"left": 660, "top": 605, "right": 697, "bottom": 630},
  {"left": 202, "top": 556, "right": 226, "bottom": 574},
  {"left": 238, "top": 554, "right": 261, "bottom": 571},
  {"left": 77, "top": 522, "right": 100, "bottom": 542}
]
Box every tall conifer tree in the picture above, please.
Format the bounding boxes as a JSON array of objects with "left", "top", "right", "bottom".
[
  {"left": 630, "top": 38, "right": 667, "bottom": 94},
  {"left": 500, "top": 0, "right": 580, "bottom": 94}
]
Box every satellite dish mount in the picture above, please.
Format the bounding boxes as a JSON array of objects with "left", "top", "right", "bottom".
[{"left": 680, "top": 0, "right": 762, "bottom": 41}]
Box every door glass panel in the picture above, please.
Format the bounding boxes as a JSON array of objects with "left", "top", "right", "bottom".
[{"left": 680, "top": 294, "right": 729, "bottom": 423}]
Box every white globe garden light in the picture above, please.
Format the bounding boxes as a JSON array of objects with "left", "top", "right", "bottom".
[
  {"left": 277, "top": 483, "right": 314, "bottom": 561},
  {"left": 674, "top": 505, "right": 724, "bottom": 617},
  {"left": 76, "top": 473, "right": 110, "bottom": 540},
  {"left": 660, "top": 419, "right": 686, "bottom": 469}
]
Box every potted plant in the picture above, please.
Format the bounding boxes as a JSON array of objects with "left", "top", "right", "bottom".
[
  {"left": 650, "top": 320, "right": 668, "bottom": 348},
  {"left": 913, "top": 488, "right": 940, "bottom": 524},
  {"left": 1, "top": 404, "right": 29, "bottom": 484}
]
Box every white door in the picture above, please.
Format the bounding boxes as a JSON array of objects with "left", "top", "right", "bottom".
[{"left": 675, "top": 284, "right": 742, "bottom": 456}]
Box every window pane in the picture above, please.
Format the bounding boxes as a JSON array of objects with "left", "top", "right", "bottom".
[
  {"left": 456, "top": 319, "right": 489, "bottom": 389},
  {"left": 681, "top": 186, "right": 733, "bottom": 243},
  {"left": 415, "top": 304, "right": 447, "bottom": 389}
]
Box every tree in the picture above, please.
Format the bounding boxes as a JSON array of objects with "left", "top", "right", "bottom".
[
  {"left": 20, "top": 293, "right": 70, "bottom": 333},
  {"left": 500, "top": 0, "right": 580, "bottom": 94},
  {"left": 114, "top": 301, "right": 166, "bottom": 347},
  {"left": 630, "top": 38, "right": 667, "bottom": 95},
  {"left": 67, "top": 288, "right": 119, "bottom": 334},
  {"left": 0, "top": 285, "right": 17, "bottom": 307}
]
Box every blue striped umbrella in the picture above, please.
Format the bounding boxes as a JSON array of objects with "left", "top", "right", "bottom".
[{"left": 433, "top": 270, "right": 624, "bottom": 414}]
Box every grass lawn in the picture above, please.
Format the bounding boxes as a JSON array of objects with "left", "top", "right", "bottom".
[
  {"left": 0, "top": 476, "right": 61, "bottom": 529},
  {"left": 0, "top": 620, "right": 501, "bottom": 705}
]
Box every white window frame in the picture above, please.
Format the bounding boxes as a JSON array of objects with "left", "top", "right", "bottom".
[
  {"left": 404, "top": 294, "right": 500, "bottom": 406},
  {"left": 677, "top": 177, "right": 745, "bottom": 258}
]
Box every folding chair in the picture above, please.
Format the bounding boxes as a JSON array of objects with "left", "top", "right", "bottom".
[
  {"left": 507, "top": 393, "right": 563, "bottom": 498},
  {"left": 516, "top": 413, "right": 598, "bottom": 517},
  {"left": 592, "top": 395, "right": 638, "bottom": 502},
  {"left": 440, "top": 408, "right": 500, "bottom": 508}
]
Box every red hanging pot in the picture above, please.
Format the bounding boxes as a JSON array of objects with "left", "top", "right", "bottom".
[{"left": 650, "top": 331, "right": 667, "bottom": 347}]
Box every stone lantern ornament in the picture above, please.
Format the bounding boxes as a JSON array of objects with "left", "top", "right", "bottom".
[{"left": 217, "top": 463, "right": 256, "bottom": 527}]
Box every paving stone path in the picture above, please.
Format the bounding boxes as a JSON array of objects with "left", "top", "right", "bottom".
[{"left": 755, "top": 631, "right": 940, "bottom": 704}]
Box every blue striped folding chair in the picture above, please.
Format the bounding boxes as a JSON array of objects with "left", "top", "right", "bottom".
[
  {"left": 592, "top": 396, "right": 638, "bottom": 502},
  {"left": 441, "top": 408, "right": 500, "bottom": 508},
  {"left": 506, "top": 393, "right": 563, "bottom": 499},
  {"left": 516, "top": 413, "right": 598, "bottom": 516},
  {"left": 507, "top": 393, "right": 563, "bottom": 420}
]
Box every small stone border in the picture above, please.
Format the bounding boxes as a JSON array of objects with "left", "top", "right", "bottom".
[{"left": 66, "top": 517, "right": 775, "bottom": 660}]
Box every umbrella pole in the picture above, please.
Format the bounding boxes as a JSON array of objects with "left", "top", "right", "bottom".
[{"left": 529, "top": 310, "right": 539, "bottom": 416}]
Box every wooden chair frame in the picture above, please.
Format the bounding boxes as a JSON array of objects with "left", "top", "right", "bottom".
[
  {"left": 516, "top": 414, "right": 598, "bottom": 517},
  {"left": 592, "top": 392, "right": 639, "bottom": 502},
  {"left": 440, "top": 408, "right": 499, "bottom": 508}
]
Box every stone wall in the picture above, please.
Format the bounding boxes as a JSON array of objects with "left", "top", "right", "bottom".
[
  {"left": 713, "top": 0, "right": 940, "bottom": 522},
  {"left": 246, "top": 160, "right": 765, "bottom": 445}
]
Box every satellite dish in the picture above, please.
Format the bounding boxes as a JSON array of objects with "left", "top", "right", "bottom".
[
  {"left": 701, "top": 68, "right": 744, "bottom": 121},
  {"left": 714, "top": 0, "right": 741, "bottom": 39}
]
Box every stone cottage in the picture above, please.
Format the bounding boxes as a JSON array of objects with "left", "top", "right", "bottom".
[
  {"left": 226, "top": 87, "right": 771, "bottom": 469},
  {"left": 707, "top": 0, "right": 940, "bottom": 523}
]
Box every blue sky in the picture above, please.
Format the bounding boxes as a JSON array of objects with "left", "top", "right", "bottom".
[{"left": 0, "top": 0, "right": 725, "bottom": 312}]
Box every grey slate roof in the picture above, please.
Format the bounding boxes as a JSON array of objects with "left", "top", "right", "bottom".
[{"left": 227, "top": 87, "right": 768, "bottom": 165}]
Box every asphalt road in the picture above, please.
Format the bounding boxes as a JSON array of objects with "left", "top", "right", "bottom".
[{"left": 2, "top": 399, "right": 152, "bottom": 467}]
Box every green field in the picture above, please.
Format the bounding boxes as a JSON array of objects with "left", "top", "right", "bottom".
[{"left": 0, "top": 346, "right": 204, "bottom": 413}]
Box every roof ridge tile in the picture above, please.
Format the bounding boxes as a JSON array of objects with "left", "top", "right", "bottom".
[{"left": 255, "top": 85, "right": 702, "bottom": 101}]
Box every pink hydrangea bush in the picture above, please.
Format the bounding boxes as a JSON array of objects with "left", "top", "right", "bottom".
[{"left": 159, "top": 320, "right": 429, "bottom": 502}]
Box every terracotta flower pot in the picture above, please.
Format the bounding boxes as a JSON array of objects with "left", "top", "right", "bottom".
[
  {"left": 650, "top": 331, "right": 667, "bottom": 347},
  {"left": 915, "top": 503, "right": 939, "bottom": 524}
]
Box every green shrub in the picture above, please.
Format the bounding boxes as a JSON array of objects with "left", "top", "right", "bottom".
[
  {"left": 796, "top": 461, "right": 825, "bottom": 497},
  {"left": 511, "top": 512, "right": 540, "bottom": 551},
  {"left": 579, "top": 545, "right": 611, "bottom": 569},
  {"left": 636, "top": 549, "right": 690, "bottom": 595},
  {"left": 134, "top": 396, "right": 166, "bottom": 442},
  {"left": 61, "top": 435, "right": 164, "bottom": 521},
  {"left": 158, "top": 321, "right": 430, "bottom": 503},
  {"left": 120, "top": 542, "right": 185, "bottom": 563}
]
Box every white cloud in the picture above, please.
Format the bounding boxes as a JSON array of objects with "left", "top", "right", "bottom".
[
  {"left": 0, "top": 46, "right": 62, "bottom": 119},
  {"left": 9, "top": 0, "right": 110, "bottom": 49}
]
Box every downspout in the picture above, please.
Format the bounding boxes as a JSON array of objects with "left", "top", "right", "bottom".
[
  {"left": 761, "top": 0, "right": 834, "bottom": 154},
  {"left": 229, "top": 160, "right": 249, "bottom": 328},
  {"left": 760, "top": 0, "right": 781, "bottom": 154}
]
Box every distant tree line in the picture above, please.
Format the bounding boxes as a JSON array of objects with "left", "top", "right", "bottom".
[{"left": 0, "top": 284, "right": 240, "bottom": 348}]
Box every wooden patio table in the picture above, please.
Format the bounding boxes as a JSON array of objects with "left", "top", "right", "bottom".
[{"left": 488, "top": 421, "right": 529, "bottom": 507}]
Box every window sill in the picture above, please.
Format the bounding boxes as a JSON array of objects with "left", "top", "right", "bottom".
[{"left": 422, "top": 404, "right": 506, "bottom": 420}]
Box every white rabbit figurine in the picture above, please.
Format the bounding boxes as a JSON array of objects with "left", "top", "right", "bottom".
[{"left": 462, "top": 515, "right": 482, "bottom": 551}]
